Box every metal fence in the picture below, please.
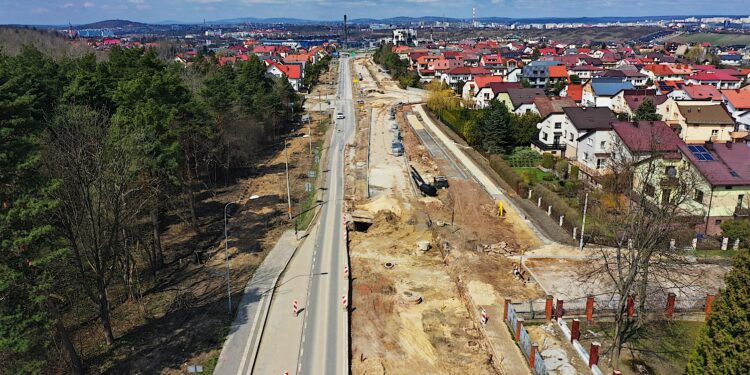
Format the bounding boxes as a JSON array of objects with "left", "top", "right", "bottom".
[{"left": 505, "top": 303, "right": 548, "bottom": 375}]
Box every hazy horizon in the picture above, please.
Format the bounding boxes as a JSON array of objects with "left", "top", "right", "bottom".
[{"left": 3, "top": 0, "right": 748, "bottom": 26}]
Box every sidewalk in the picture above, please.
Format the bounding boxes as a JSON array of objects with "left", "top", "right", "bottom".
[
  {"left": 213, "top": 230, "right": 300, "bottom": 375},
  {"left": 253, "top": 225, "right": 318, "bottom": 375}
]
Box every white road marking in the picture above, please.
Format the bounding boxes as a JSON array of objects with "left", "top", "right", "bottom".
[{"left": 237, "top": 293, "right": 266, "bottom": 375}]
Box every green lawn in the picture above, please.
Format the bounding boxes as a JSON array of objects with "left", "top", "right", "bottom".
[
  {"left": 693, "top": 249, "right": 740, "bottom": 259},
  {"left": 580, "top": 320, "right": 704, "bottom": 375},
  {"left": 670, "top": 32, "right": 750, "bottom": 46},
  {"left": 513, "top": 167, "right": 555, "bottom": 185}
]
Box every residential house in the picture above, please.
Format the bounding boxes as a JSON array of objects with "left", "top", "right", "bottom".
[
  {"left": 569, "top": 64, "right": 604, "bottom": 80},
  {"left": 682, "top": 84, "right": 724, "bottom": 101},
  {"left": 610, "top": 89, "right": 668, "bottom": 118},
  {"left": 559, "top": 107, "right": 617, "bottom": 161},
  {"left": 641, "top": 64, "right": 693, "bottom": 81},
  {"left": 721, "top": 88, "right": 750, "bottom": 132},
  {"left": 440, "top": 66, "right": 491, "bottom": 90},
  {"left": 639, "top": 142, "right": 750, "bottom": 235},
  {"left": 582, "top": 78, "right": 635, "bottom": 108},
  {"left": 470, "top": 82, "right": 523, "bottom": 109},
  {"left": 499, "top": 88, "right": 545, "bottom": 114},
  {"left": 684, "top": 71, "right": 742, "bottom": 90},
  {"left": 461, "top": 75, "right": 505, "bottom": 103},
  {"left": 532, "top": 97, "right": 578, "bottom": 157},
  {"left": 560, "top": 83, "right": 583, "bottom": 103},
  {"left": 597, "top": 69, "right": 649, "bottom": 87},
  {"left": 521, "top": 60, "right": 564, "bottom": 88},
  {"left": 659, "top": 101, "right": 736, "bottom": 143},
  {"left": 719, "top": 54, "right": 743, "bottom": 66},
  {"left": 265, "top": 61, "right": 302, "bottom": 91}
]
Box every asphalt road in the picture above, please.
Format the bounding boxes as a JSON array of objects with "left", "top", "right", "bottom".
[{"left": 295, "top": 56, "right": 354, "bottom": 375}]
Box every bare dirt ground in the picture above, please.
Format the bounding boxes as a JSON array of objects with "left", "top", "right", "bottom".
[
  {"left": 348, "top": 57, "right": 543, "bottom": 375},
  {"left": 526, "top": 322, "right": 589, "bottom": 375},
  {"left": 74, "top": 67, "right": 337, "bottom": 374}
]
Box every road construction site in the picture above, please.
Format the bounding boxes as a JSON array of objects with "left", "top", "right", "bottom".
[{"left": 345, "top": 57, "right": 544, "bottom": 375}]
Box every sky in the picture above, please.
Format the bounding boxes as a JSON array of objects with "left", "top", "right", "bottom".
[{"left": 1, "top": 0, "right": 748, "bottom": 25}]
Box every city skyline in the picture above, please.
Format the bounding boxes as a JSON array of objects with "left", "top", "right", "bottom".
[{"left": 2, "top": 0, "right": 749, "bottom": 25}]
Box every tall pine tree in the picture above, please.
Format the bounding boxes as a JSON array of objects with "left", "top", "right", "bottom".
[{"left": 687, "top": 252, "right": 750, "bottom": 374}]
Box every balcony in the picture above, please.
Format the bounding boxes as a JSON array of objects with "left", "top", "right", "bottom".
[
  {"left": 735, "top": 206, "right": 750, "bottom": 217},
  {"left": 531, "top": 138, "right": 567, "bottom": 152}
]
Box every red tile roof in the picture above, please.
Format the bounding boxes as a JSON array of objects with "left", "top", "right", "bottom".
[
  {"left": 686, "top": 72, "right": 741, "bottom": 81},
  {"left": 683, "top": 85, "right": 723, "bottom": 101},
  {"left": 473, "top": 75, "right": 504, "bottom": 89},
  {"left": 678, "top": 142, "right": 750, "bottom": 186},
  {"left": 445, "top": 66, "right": 491, "bottom": 75},
  {"left": 565, "top": 84, "right": 583, "bottom": 102},
  {"left": 721, "top": 89, "right": 750, "bottom": 110},
  {"left": 548, "top": 65, "right": 569, "bottom": 78},
  {"left": 612, "top": 121, "right": 683, "bottom": 158}
]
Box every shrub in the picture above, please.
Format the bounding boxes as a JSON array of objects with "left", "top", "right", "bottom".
[
  {"left": 541, "top": 153, "right": 556, "bottom": 169},
  {"left": 570, "top": 164, "right": 580, "bottom": 180},
  {"left": 489, "top": 154, "right": 528, "bottom": 193},
  {"left": 555, "top": 159, "right": 569, "bottom": 178}
]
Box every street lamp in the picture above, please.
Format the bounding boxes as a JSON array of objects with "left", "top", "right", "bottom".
[{"left": 224, "top": 202, "right": 236, "bottom": 316}]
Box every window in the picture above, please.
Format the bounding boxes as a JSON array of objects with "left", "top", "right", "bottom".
[
  {"left": 739, "top": 194, "right": 745, "bottom": 208},
  {"left": 542, "top": 132, "right": 548, "bottom": 141},
  {"left": 587, "top": 138, "right": 593, "bottom": 146},
  {"left": 526, "top": 108, "right": 532, "bottom": 113},
  {"left": 715, "top": 219, "right": 722, "bottom": 226},
  {"left": 711, "top": 129, "right": 719, "bottom": 137},
  {"left": 644, "top": 183, "right": 656, "bottom": 197},
  {"left": 583, "top": 152, "right": 590, "bottom": 161},
  {"left": 596, "top": 159, "right": 603, "bottom": 169},
  {"left": 569, "top": 133, "right": 574, "bottom": 141},
  {"left": 665, "top": 166, "right": 677, "bottom": 177},
  {"left": 694, "top": 189, "right": 704, "bottom": 204},
  {"left": 600, "top": 141, "right": 606, "bottom": 149},
  {"left": 554, "top": 122, "right": 562, "bottom": 129}
]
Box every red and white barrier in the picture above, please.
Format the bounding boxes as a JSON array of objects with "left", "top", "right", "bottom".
[
  {"left": 480, "top": 309, "right": 488, "bottom": 324},
  {"left": 342, "top": 295, "right": 348, "bottom": 309},
  {"left": 344, "top": 266, "right": 349, "bottom": 275},
  {"left": 293, "top": 300, "right": 299, "bottom": 317}
]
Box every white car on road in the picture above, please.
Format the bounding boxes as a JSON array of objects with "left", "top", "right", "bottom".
[{"left": 336, "top": 112, "right": 345, "bottom": 119}]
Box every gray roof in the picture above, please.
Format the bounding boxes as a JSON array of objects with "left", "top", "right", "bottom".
[
  {"left": 507, "top": 88, "right": 546, "bottom": 108},
  {"left": 563, "top": 107, "right": 617, "bottom": 131}
]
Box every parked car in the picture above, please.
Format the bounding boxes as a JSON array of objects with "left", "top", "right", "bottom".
[
  {"left": 391, "top": 141, "right": 404, "bottom": 156},
  {"left": 336, "top": 112, "right": 345, "bottom": 119}
]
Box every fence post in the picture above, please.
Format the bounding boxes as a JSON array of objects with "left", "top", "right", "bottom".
[
  {"left": 545, "top": 295, "right": 554, "bottom": 320},
  {"left": 528, "top": 189, "right": 533, "bottom": 200},
  {"left": 586, "top": 295, "right": 594, "bottom": 322},
  {"left": 733, "top": 239, "right": 740, "bottom": 250},
  {"left": 721, "top": 237, "right": 728, "bottom": 250},
  {"left": 559, "top": 215, "right": 564, "bottom": 226},
  {"left": 589, "top": 342, "right": 600, "bottom": 368},
  {"left": 627, "top": 295, "right": 635, "bottom": 317},
  {"left": 515, "top": 318, "right": 524, "bottom": 341},
  {"left": 571, "top": 318, "right": 581, "bottom": 342},
  {"left": 666, "top": 292, "right": 676, "bottom": 319},
  {"left": 530, "top": 343, "right": 539, "bottom": 368},
  {"left": 692, "top": 238, "right": 697, "bottom": 250},
  {"left": 504, "top": 298, "right": 511, "bottom": 321},
  {"left": 555, "top": 299, "right": 564, "bottom": 320},
  {"left": 670, "top": 238, "right": 676, "bottom": 250},
  {"left": 547, "top": 205, "right": 552, "bottom": 216},
  {"left": 705, "top": 294, "right": 716, "bottom": 321},
  {"left": 538, "top": 197, "right": 542, "bottom": 207}
]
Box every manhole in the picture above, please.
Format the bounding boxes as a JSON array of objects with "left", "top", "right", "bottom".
[{"left": 384, "top": 262, "right": 395, "bottom": 269}]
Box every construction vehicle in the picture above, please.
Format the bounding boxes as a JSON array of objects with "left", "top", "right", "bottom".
[{"left": 410, "top": 166, "right": 437, "bottom": 196}]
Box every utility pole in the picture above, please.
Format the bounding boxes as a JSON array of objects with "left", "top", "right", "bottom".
[
  {"left": 308, "top": 122, "right": 313, "bottom": 155},
  {"left": 284, "top": 141, "right": 293, "bottom": 220},
  {"left": 579, "top": 192, "right": 589, "bottom": 251},
  {"left": 224, "top": 202, "right": 236, "bottom": 316}
]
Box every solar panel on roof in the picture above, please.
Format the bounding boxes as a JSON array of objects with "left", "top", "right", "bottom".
[
  {"left": 731, "top": 171, "right": 739, "bottom": 177},
  {"left": 696, "top": 153, "right": 706, "bottom": 161},
  {"left": 688, "top": 145, "right": 700, "bottom": 152}
]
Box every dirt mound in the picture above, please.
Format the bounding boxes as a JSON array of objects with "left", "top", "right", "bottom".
[{"left": 361, "top": 194, "right": 403, "bottom": 217}]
